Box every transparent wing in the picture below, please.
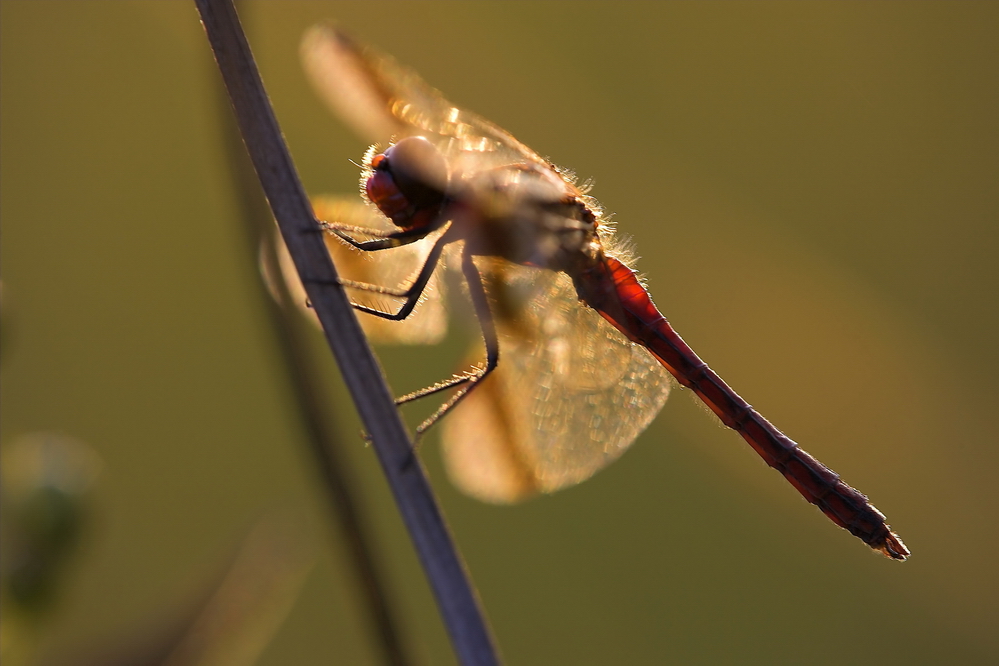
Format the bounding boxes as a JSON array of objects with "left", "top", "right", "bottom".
[
  {"left": 302, "top": 25, "right": 666, "bottom": 501},
  {"left": 440, "top": 260, "right": 672, "bottom": 503},
  {"left": 274, "top": 197, "right": 447, "bottom": 345},
  {"left": 302, "top": 25, "right": 554, "bottom": 179}
]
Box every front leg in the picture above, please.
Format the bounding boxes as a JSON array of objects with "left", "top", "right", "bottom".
[
  {"left": 320, "top": 219, "right": 432, "bottom": 251},
  {"left": 344, "top": 232, "right": 451, "bottom": 321}
]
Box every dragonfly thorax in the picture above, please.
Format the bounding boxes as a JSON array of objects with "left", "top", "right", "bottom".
[
  {"left": 368, "top": 135, "right": 604, "bottom": 274},
  {"left": 453, "top": 164, "right": 604, "bottom": 274}
]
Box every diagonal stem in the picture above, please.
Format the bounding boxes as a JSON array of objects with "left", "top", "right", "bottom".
[
  {"left": 194, "top": 1, "right": 500, "bottom": 664},
  {"left": 214, "top": 30, "right": 412, "bottom": 666}
]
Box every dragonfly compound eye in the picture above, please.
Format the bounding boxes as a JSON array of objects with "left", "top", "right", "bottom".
[{"left": 380, "top": 136, "right": 449, "bottom": 209}]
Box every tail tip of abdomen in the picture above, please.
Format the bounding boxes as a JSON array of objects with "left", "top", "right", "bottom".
[{"left": 875, "top": 530, "right": 910, "bottom": 561}]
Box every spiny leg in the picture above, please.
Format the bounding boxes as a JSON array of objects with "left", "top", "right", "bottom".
[
  {"left": 406, "top": 250, "right": 500, "bottom": 440},
  {"left": 319, "top": 219, "right": 434, "bottom": 251},
  {"left": 321, "top": 221, "right": 499, "bottom": 441},
  {"left": 341, "top": 232, "right": 450, "bottom": 320},
  {"left": 314, "top": 215, "right": 451, "bottom": 308}
]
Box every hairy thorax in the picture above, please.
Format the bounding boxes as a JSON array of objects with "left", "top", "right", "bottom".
[{"left": 448, "top": 163, "right": 604, "bottom": 275}]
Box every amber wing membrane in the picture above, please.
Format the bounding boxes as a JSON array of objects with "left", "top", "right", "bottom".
[
  {"left": 441, "top": 259, "right": 671, "bottom": 503},
  {"left": 302, "top": 25, "right": 555, "bottom": 180}
]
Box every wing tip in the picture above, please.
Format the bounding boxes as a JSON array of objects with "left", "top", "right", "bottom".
[{"left": 300, "top": 22, "right": 403, "bottom": 143}]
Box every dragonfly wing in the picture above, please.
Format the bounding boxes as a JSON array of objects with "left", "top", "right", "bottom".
[
  {"left": 441, "top": 260, "right": 672, "bottom": 503},
  {"left": 302, "top": 25, "right": 553, "bottom": 178},
  {"left": 275, "top": 197, "right": 448, "bottom": 345}
]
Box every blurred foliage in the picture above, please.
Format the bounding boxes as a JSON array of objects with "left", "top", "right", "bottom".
[
  {"left": 1, "top": 434, "right": 99, "bottom": 614},
  {"left": 1, "top": 434, "right": 100, "bottom": 666}
]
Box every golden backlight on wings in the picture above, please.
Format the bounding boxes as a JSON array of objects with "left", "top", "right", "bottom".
[
  {"left": 441, "top": 263, "right": 670, "bottom": 503},
  {"left": 290, "top": 24, "right": 909, "bottom": 559}
]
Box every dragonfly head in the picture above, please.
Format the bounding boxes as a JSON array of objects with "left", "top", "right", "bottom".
[{"left": 365, "top": 135, "right": 449, "bottom": 228}]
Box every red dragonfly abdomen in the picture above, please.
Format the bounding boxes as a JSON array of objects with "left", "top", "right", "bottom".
[{"left": 576, "top": 256, "right": 910, "bottom": 560}]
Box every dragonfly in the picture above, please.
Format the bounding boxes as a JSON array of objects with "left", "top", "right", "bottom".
[{"left": 298, "top": 25, "right": 909, "bottom": 560}]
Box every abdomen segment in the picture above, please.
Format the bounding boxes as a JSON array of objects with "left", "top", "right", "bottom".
[{"left": 577, "top": 256, "right": 909, "bottom": 560}]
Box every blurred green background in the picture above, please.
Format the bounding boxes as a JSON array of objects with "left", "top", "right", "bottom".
[{"left": 3, "top": 2, "right": 998, "bottom": 664}]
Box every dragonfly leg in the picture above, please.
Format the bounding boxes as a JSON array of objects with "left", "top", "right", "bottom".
[
  {"left": 320, "top": 219, "right": 433, "bottom": 251},
  {"left": 343, "top": 232, "right": 450, "bottom": 321},
  {"left": 406, "top": 251, "right": 499, "bottom": 439}
]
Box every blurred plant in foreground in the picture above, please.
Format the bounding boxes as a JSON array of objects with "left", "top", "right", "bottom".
[{"left": 1, "top": 433, "right": 101, "bottom": 663}]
